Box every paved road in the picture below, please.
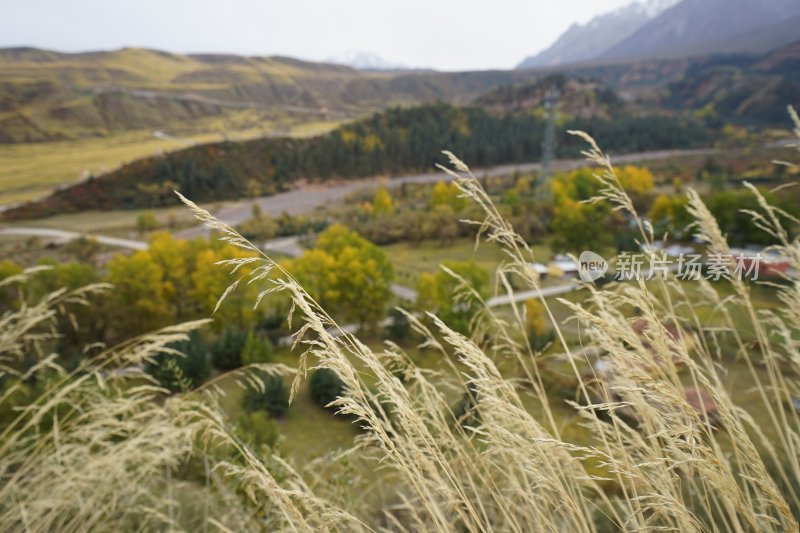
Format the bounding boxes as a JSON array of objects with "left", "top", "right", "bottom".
[
  {"left": 176, "top": 147, "right": 719, "bottom": 239},
  {"left": 261, "top": 235, "right": 304, "bottom": 257},
  {"left": 486, "top": 281, "right": 581, "bottom": 307},
  {"left": 0, "top": 226, "right": 148, "bottom": 251},
  {"left": 390, "top": 283, "right": 419, "bottom": 302}
]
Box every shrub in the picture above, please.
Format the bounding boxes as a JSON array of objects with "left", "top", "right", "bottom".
[
  {"left": 451, "top": 382, "right": 480, "bottom": 430},
  {"left": 146, "top": 331, "right": 211, "bottom": 393},
  {"left": 385, "top": 307, "right": 411, "bottom": 341},
  {"left": 210, "top": 326, "right": 248, "bottom": 369},
  {"left": 241, "top": 331, "right": 273, "bottom": 365},
  {"left": 528, "top": 328, "right": 556, "bottom": 352},
  {"left": 236, "top": 411, "right": 280, "bottom": 450},
  {"left": 135, "top": 211, "right": 158, "bottom": 234},
  {"left": 705, "top": 188, "right": 800, "bottom": 246},
  {"left": 309, "top": 368, "right": 345, "bottom": 410},
  {"left": 242, "top": 372, "right": 289, "bottom": 418},
  {"left": 415, "top": 260, "right": 489, "bottom": 335}
]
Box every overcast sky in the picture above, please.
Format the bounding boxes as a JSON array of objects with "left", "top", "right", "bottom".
[{"left": 0, "top": 0, "right": 634, "bottom": 71}]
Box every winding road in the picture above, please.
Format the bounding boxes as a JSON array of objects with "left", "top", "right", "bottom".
[{"left": 0, "top": 226, "right": 147, "bottom": 251}]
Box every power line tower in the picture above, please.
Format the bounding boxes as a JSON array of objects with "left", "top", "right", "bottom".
[{"left": 539, "top": 87, "right": 560, "bottom": 200}]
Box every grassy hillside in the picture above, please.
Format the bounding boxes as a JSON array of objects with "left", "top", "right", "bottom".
[
  {"left": 513, "top": 46, "right": 800, "bottom": 125},
  {"left": 662, "top": 56, "right": 800, "bottom": 124},
  {"left": 0, "top": 47, "right": 360, "bottom": 142},
  {"left": 0, "top": 47, "right": 547, "bottom": 144},
  {"left": 0, "top": 118, "right": 340, "bottom": 206},
  {"left": 473, "top": 74, "right": 625, "bottom": 118}
]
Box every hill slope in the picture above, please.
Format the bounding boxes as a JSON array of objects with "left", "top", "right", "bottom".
[
  {"left": 473, "top": 75, "right": 626, "bottom": 119},
  {"left": 7, "top": 41, "right": 800, "bottom": 220},
  {"left": 0, "top": 47, "right": 545, "bottom": 144},
  {"left": 501, "top": 45, "right": 800, "bottom": 126}
]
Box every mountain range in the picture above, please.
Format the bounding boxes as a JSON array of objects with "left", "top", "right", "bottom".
[
  {"left": 4, "top": 0, "right": 799, "bottom": 147},
  {"left": 1, "top": 38, "right": 797, "bottom": 147},
  {"left": 0, "top": 47, "right": 542, "bottom": 143},
  {"left": 518, "top": 0, "right": 800, "bottom": 69}
]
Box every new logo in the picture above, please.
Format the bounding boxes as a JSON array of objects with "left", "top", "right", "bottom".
[{"left": 578, "top": 251, "right": 608, "bottom": 282}]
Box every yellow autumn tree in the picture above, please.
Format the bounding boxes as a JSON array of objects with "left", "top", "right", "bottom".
[
  {"left": 291, "top": 225, "right": 393, "bottom": 327},
  {"left": 430, "top": 181, "right": 466, "bottom": 212},
  {"left": 106, "top": 250, "right": 172, "bottom": 336},
  {"left": 525, "top": 298, "right": 547, "bottom": 337},
  {"left": 616, "top": 165, "right": 655, "bottom": 196},
  {"left": 191, "top": 245, "right": 259, "bottom": 330},
  {"left": 373, "top": 186, "right": 394, "bottom": 215}
]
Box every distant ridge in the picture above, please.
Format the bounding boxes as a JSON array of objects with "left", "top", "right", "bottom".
[
  {"left": 0, "top": 46, "right": 542, "bottom": 143},
  {"left": 517, "top": 0, "right": 800, "bottom": 69},
  {"left": 517, "top": 0, "right": 678, "bottom": 69},
  {"left": 600, "top": 0, "right": 800, "bottom": 61}
]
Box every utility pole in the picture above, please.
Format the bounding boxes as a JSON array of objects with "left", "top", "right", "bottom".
[{"left": 539, "top": 87, "right": 559, "bottom": 200}]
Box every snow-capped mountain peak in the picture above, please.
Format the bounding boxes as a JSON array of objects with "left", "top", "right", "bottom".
[
  {"left": 328, "top": 51, "right": 406, "bottom": 71},
  {"left": 639, "top": 0, "right": 680, "bottom": 18}
]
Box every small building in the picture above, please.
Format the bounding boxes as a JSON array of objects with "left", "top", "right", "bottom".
[
  {"left": 551, "top": 254, "right": 579, "bottom": 278},
  {"left": 664, "top": 244, "right": 695, "bottom": 257},
  {"left": 527, "top": 262, "right": 550, "bottom": 279},
  {"left": 728, "top": 247, "right": 790, "bottom": 277}
]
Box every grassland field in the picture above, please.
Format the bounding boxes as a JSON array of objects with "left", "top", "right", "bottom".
[{"left": 0, "top": 118, "right": 341, "bottom": 206}]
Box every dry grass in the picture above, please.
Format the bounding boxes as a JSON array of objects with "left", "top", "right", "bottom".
[
  {"left": 0, "top": 112, "right": 798, "bottom": 531},
  {"left": 0, "top": 118, "right": 342, "bottom": 206},
  {"left": 0, "top": 130, "right": 229, "bottom": 205}
]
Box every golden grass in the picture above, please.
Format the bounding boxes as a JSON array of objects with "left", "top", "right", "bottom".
[
  {"left": 0, "top": 130, "right": 226, "bottom": 205},
  {"left": 0, "top": 118, "right": 342, "bottom": 206},
  {"left": 3, "top": 204, "right": 196, "bottom": 235}
]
